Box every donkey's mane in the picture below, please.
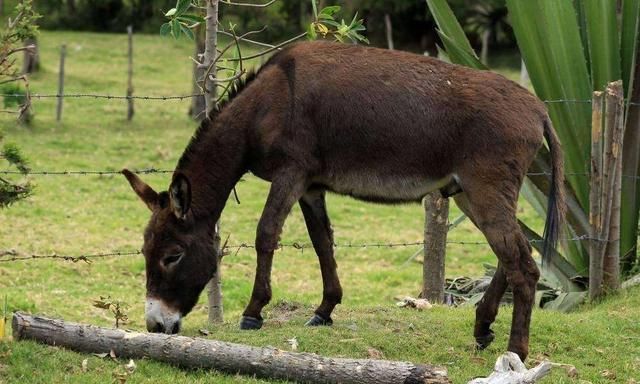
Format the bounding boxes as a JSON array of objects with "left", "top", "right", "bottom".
[{"left": 176, "top": 68, "right": 261, "bottom": 171}]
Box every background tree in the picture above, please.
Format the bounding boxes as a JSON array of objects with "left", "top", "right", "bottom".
[{"left": 463, "top": 0, "right": 510, "bottom": 65}]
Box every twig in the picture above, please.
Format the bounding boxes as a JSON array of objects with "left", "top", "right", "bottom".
[
  {"left": 220, "top": 0, "right": 276, "bottom": 7},
  {"left": 227, "top": 32, "right": 307, "bottom": 62},
  {"left": 218, "top": 30, "right": 275, "bottom": 49}
]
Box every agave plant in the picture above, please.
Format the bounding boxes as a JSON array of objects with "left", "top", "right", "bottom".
[{"left": 427, "top": 0, "right": 640, "bottom": 307}]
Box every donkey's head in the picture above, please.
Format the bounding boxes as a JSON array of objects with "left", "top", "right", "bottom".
[{"left": 122, "top": 169, "right": 217, "bottom": 334}]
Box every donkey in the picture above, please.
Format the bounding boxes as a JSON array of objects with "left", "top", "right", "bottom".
[{"left": 123, "top": 41, "right": 564, "bottom": 361}]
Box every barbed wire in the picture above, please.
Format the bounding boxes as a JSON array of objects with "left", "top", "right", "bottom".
[
  {"left": 0, "top": 93, "right": 200, "bottom": 101},
  {"left": 0, "top": 235, "right": 600, "bottom": 263},
  {"left": 2, "top": 169, "right": 639, "bottom": 180},
  {"left": 1, "top": 93, "right": 639, "bottom": 106},
  {"left": 0, "top": 168, "right": 172, "bottom": 175}
]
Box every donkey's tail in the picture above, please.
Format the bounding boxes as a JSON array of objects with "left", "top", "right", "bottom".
[{"left": 541, "top": 117, "right": 566, "bottom": 266}]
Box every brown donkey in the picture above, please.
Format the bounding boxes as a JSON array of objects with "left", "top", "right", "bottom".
[{"left": 123, "top": 41, "right": 564, "bottom": 361}]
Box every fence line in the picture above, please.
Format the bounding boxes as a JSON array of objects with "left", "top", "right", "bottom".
[
  {"left": 0, "top": 235, "right": 602, "bottom": 264},
  {"left": 2, "top": 169, "right": 639, "bottom": 180},
  {"left": 1, "top": 93, "right": 639, "bottom": 106}
]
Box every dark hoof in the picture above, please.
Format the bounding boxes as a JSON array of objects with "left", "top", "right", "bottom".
[
  {"left": 240, "top": 316, "right": 263, "bottom": 330},
  {"left": 305, "top": 314, "right": 333, "bottom": 326},
  {"left": 475, "top": 330, "right": 495, "bottom": 350}
]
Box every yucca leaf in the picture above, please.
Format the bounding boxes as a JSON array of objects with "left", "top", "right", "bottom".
[
  {"left": 621, "top": 0, "right": 640, "bottom": 95},
  {"left": 508, "top": 0, "right": 591, "bottom": 211},
  {"left": 426, "top": 0, "right": 476, "bottom": 57},
  {"left": 584, "top": 0, "right": 621, "bottom": 92},
  {"left": 436, "top": 31, "right": 487, "bottom": 70},
  {"left": 621, "top": 37, "right": 640, "bottom": 271}
]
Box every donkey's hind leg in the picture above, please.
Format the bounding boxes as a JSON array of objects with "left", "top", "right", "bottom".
[
  {"left": 299, "top": 188, "right": 342, "bottom": 326},
  {"left": 454, "top": 193, "right": 509, "bottom": 350},
  {"left": 456, "top": 181, "right": 539, "bottom": 361}
]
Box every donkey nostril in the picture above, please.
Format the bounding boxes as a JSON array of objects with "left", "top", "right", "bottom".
[
  {"left": 170, "top": 322, "right": 180, "bottom": 334},
  {"left": 152, "top": 323, "right": 164, "bottom": 333}
]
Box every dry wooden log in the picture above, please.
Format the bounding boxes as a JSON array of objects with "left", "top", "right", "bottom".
[
  {"left": 13, "top": 312, "right": 450, "bottom": 384},
  {"left": 467, "top": 352, "right": 551, "bottom": 384}
]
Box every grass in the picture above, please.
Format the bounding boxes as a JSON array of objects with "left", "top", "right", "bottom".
[{"left": 0, "top": 30, "right": 638, "bottom": 383}]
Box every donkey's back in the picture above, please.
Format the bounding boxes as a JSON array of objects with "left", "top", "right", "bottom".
[{"left": 239, "top": 42, "right": 547, "bottom": 203}]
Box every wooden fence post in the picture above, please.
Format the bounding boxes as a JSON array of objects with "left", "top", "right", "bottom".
[
  {"left": 589, "top": 91, "right": 604, "bottom": 300},
  {"left": 56, "top": 44, "right": 66, "bottom": 122},
  {"left": 602, "top": 81, "right": 624, "bottom": 292},
  {"left": 589, "top": 80, "right": 624, "bottom": 300},
  {"left": 126, "top": 25, "right": 134, "bottom": 121},
  {"left": 422, "top": 191, "right": 449, "bottom": 303}
]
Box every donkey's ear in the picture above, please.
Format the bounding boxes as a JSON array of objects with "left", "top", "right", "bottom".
[
  {"left": 122, "top": 169, "right": 159, "bottom": 211},
  {"left": 169, "top": 173, "right": 192, "bottom": 220}
]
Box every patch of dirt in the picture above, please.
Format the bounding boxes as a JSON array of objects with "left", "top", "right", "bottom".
[{"left": 266, "top": 300, "right": 306, "bottom": 324}]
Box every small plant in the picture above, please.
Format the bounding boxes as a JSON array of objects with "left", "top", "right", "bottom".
[
  {"left": 307, "top": 2, "right": 368, "bottom": 44},
  {"left": 0, "top": 132, "right": 32, "bottom": 208},
  {"left": 93, "top": 296, "right": 129, "bottom": 328}
]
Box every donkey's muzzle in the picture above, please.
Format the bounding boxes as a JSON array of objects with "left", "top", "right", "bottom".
[{"left": 145, "top": 297, "right": 182, "bottom": 334}]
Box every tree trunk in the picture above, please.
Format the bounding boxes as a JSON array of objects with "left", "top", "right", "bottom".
[
  {"left": 384, "top": 13, "right": 394, "bottom": 50},
  {"left": 202, "top": 0, "right": 223, "bottom": 325},
  {"left": 13, "top": 313, "right": 450, "bottom": 384},
  {"left": 22, "top": 37, "right": 40, "bottom": 74},
  {"left": 519, "top": 59, "right": 529, "bottom": 86},
  {"left": 190, "top": 24, "right": 206, "bottom": 121},
  {"left": 422, "top": 192, "right": 448, "bottom": 304},
  {"left": 480, "top": 30, "right": 490, "bottom": 65}
]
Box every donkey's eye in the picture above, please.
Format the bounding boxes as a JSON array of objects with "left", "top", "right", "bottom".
[{"left": 162, "top": 253, "right": 184, "bottom": 268}]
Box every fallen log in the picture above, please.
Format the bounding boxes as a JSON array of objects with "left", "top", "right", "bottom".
[{"left": 13, "top": 312, "right": 450, "bottom": 384}]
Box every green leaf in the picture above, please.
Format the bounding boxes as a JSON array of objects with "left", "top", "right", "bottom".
[
  {"left": 164, "top": 8, "right": 177, "bottom": 17},
  {"left": 311, "top": 0, "right": 318, "bottom": 19},
  {"left": 179, "top": 22, "right": 194, "bottom": 40},
  {"left": 175, "top": 0, "right": 191, "bottom": 16},
  {"left": 322, "top": 19, "right": 340, "bottom": 28},
  {"left": 159, "top": 22, "right": 171, "bottom": 36},
  {"left": 543, "top": 292, "right": 587, "bottom": 312},
  {"left": 171, "top": 19, "right": 180, "bottom": 39},
  {"left": 508, "top": 0, "right": 591, "bottom": 210},
  {"left": 319, "top": 5, "right": 340, "bottom": 16},
  {"left": 426, "top": 0, "right": 476, "bottom": 57},
  {"left": 177, "top": 14, "right": 205, "bottom": 24},
  {"left": 621, "top": 0, "right": 640, "bottom": 96},
  {"left": 307, "top": 23, "right": 317, "bottom": 40},
  {"left": 584, "top": 0, "right": 621, "bottom": 92},
  {"left": 436, "top": 31, "right": 488, "bottom": 70}
]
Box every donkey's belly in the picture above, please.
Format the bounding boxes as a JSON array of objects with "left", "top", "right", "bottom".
[{"left": 315, "top": 172, "right": 456, "bottom": 203}]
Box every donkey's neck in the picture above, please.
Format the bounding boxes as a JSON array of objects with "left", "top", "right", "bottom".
[{"left": 175, "top": 107, "right": 250, "bottom": 222}]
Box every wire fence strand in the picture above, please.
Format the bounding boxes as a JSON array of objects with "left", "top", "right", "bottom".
[
  {"left": 1, "top": 93, "right": 640, "bottom": 106},
  {"left": 0, "top": 235, "right": 603, "bottom": 263},
  {"left": 2, "top": 169, "right": 639, "bottom": 180}
]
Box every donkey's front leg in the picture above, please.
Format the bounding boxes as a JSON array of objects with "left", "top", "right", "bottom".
[{"left": 240, "top": 171, "right": 308, "bottom": 330}]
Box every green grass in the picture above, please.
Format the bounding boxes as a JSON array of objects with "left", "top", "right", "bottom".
[{"left": 0, "top": 31, "right": 638, "bottom": 383}]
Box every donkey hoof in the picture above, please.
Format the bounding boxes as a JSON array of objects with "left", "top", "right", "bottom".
[
  {"left": 239, "top": 316, "right": 263, "bottom": 330},
  {"left": 305, "top": 314, "right": 333, "bottom": 327},
  {"left": 475, "top": 330, "right": 495, "bottom": 350}
]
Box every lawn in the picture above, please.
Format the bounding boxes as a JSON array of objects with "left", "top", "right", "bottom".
[{"left": 0, "top": 31, "right": 638, "bottom": 383}]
